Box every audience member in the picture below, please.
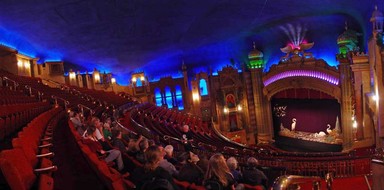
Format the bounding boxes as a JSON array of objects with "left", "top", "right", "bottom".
[
  {"left": 204, "top": 153, "right": 235, "bottom": 190},
  {"left": 197, "top": 154, "right": 209, "bottom": 173},
  {"left": 242, "top": 157, "right": 268, "bottom": 188},
  {"left": 111, "top": 129, "right": 127, "bottom": 153},
  {"left": 158, "top": 146, "right": 179, "bottom": 177},
  {"left": 136, "top": 138, "right": 149, "bottom": 164},
  {"left": 164, "top": 145, "right": 178, "bottom": 165},
  {"left": 181, "top": 124, "right": 194, "bottom": 152},
  {"left": 226, "top": 157, "right": 243, "bottom": 184},
  {"left": 178, "top": 151, "right": 204, "bottom": 185},
  {"left": 131, "top": 145, "right": 179, "bottom": 190},
  {"left": 83, "top": 125, "right": 124, "bottom": 171}
]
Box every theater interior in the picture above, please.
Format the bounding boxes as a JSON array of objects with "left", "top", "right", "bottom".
[{"left": 0, "top": 1, "right": 384, "bottom": 189}]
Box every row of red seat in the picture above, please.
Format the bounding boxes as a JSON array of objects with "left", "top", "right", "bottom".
[
  {"left": 68, "top": 121, "right": 136, "bottom": 190},
  {"left": 0, "top": 107, "right": 64, "bottom": 190},
  {"left": 0, "top": 102, "right": 51, "bottom": 140}
]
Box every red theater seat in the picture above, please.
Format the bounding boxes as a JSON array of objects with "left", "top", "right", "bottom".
[{"left": 0, "top": 149, "right": 54, "bottom": 190}]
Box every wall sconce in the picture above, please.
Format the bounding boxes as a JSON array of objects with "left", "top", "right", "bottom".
[
  {"left": 223, "top": 107, "right": 229, "bottom": 113},
  {"left": 132, "top": 77, "right": 137, "bottom": 83},
  {"left": 372, "top": 94, "right": 378, "bottom": 102},
  {"left": 237, "top": 104, "right": 242, "bottom": 111},
  {"left": 192, "top": 92, "right": 200, "bottom": 102},
  {"left": 111, "top": 78, "right": 116, "bottom": 84},
  {"left": 69, "top": 72, "right": 76, "bottom": 80},
  {"left": 24, "top": 62, "right": 30, "bottom": 69},
  {"left": 94, "top": 73, "right": 100, "bottom": 83},
  {"left": 17, "top": 60, "right": 23, "bottom": 68},
  {"left": 352, "top": 120, "right": 357, "bottom": 129},
  {"left": 140, "top": 76, "right": 145, "bottom": 81}
]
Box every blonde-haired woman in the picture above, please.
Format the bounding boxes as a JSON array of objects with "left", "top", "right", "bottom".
[{"left": 204, "top": 153, "right": 235, "bottom": 190}]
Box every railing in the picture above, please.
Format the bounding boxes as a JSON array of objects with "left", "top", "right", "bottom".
[
  {"left": 129, "top": 110, "right": 153, "bottom": 139},
  {"left": 115, "top": 121, "right": 137, "bottom": 136},
  {"left": 41, "top": 79, "right": 63, "bottom": 89},
  {"left": 51, "top": 95, "right": 70, "bottom": 110},
  {"left": 78, "top": 104, "right": 95, "bottom": 117},
  {"left": 272, "top": 175, "right": 326, "bottom": 190},
  {"left": 2, "top": 76, "right": 18, "bottom": 90},
  {"left": 25, "top": 85, "right": 44, "bottom": 101},
  {"left": 210, "top": 118, "right": 250, "bottom": 149}
]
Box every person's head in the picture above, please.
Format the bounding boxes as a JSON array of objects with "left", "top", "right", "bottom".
[
  {"left": 86, "top": 125, "right": 96, "bottom": 137},
  {"left": 139, "top": 138, "right": 149, "bottom": 152},
  {"left": 103, "top": 122, "right": 111, "bottom": 130},
  {"left": 188, "top": 151, "right": 200, "bottom": 164},
  {"left": 164, "top": 145, "right": 174, "bottom": 157},
  {"left": 205, "top": 153, "right": 230, "bottom": 186},
  {"left": 111, "top": 129, "right": 122, "bottom": 139},
  {"left": 91, "top": 117, "right": 101, "bottom": 128},
  {"left": 144, "top": 145, "right": 164, "bottom": 171},
  {"left": 182, "top": 125, "right": 189, "bottom": 133},
  {"left": 226, "top": 157, "right": 238, "bottom": 170},
  {"left": 247, "top": 157, "right": 259, "bottom": 167},
  {"left": 177, "top": 152, "right": 190, "bottom": 165}
]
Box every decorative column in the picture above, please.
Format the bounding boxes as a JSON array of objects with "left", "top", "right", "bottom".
[
  {"left": 350, "top": 54, "right": 371, "bottom": 140},
  {"left": 338, "top": 56, "right": 354, "bottom": 150},
  {"left": 248, "top": 44, "right": 272, "bottom": 144}
]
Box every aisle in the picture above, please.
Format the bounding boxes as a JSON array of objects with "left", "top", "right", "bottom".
[{"left": 52, "top": 119, "right": 106, "bottom": 190}]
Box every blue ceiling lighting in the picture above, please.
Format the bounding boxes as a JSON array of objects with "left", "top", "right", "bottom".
[{"left": 0, "top": 1, "right": 375, "bottom": 84}]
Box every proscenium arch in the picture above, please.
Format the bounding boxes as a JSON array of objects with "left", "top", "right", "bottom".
[{"left": 263, "top": 76, "right": 341, "bottom": 102}]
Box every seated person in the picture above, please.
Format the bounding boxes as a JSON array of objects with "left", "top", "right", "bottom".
[
  {"left": 158, "top": 146, "right": 179, "bottom": 177},
  {"left": 131, "top": 145, "right": 179, "bottom": 190},
  {"left": 164, "top": 145, "right": 178, "bottom": 165},
  {"left": 181, "top": 125, "right": 194, "bottom": 152},
  {"left": 204, "top": 153, "right": 235, "bottom": 190},
  {"left": 226, "top": 157, "right": 242, "bottom": 184},
  {"left": 242, "top": 157, "right": 268, "bottom": 188},
  {"left": 135, "top": 138, "right": 149, "bottom": 164},
  {"left": 178, "top": 151, "right": 204, "bottom": 185},
  {"left": 111, "top": 129, "right": 127, "bottom": 153},
  {"left": 83, "top": 126, "right": 124, "bottom": 171}
]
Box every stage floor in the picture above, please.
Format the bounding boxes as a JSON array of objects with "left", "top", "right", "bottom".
[{"left": 274, "top": 136, "right": 343, "bottom": 152}]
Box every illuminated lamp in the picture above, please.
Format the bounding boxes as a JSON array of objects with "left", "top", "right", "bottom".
[
  {"left": 140, "top": 76, "right": 145, "bottom": 81},
  {"left": 223, "top": 107, "right": 229, "bottom": 113},
  {"left": 69, "top": 72, "right": 76, "bottom": 80},
  {"left": 372, "top": 94, "right": 378, "bottom": 102},
  {"left": 17, "top": 60, "right": 23, "bottom": 68},
  {"left": 192, "top": 92, "right": 200, "bottom": 102},
  {"left": 111, "top": 78, "right": 116, "bottom": 84},
  {"left": 237, "top": 104, "right": 242, "bottom": 111},
  {"left": 353, "top": 121, "right": 357, "bottom": 129},
  {"left": 94, "top": 73, "right": 100, "bottom": 82},
  {"left": 24, "top": 62, "right": 30, "bottom": 69},
  {"left": 132, "top": 77, "right": 137, "bottom": 82}
]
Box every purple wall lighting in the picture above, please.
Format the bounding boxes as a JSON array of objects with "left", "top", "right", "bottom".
[{"left": 264, "top": 70, "right": 339, "bottom": 86}]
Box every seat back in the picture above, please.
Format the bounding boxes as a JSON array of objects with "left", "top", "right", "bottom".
[{"left": 0, "top": 149, "right": 35, "bottom": 190}]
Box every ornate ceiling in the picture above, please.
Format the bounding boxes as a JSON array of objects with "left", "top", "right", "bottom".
[{"left": 0, "top": 0, "right": 377, "bottom": 84}]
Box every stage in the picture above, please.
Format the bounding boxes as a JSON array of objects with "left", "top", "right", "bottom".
[{"left": 274, "top": 136, "right": 343, "bottom": 152}]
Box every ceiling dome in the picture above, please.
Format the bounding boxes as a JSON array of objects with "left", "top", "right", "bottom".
[
  {"left": 248, "top": 43, "right": 263, "bottom": 59},
  {"left": 248, "top": 49, "right": 263, "bottom": 59},
  {"left": 337, "top": 28, "right": 358, "bottom": 45}
]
